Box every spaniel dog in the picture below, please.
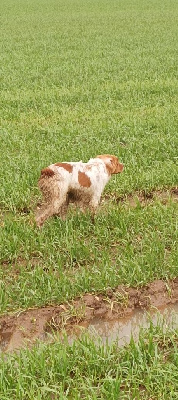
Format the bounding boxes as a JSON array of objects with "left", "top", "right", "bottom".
[{"left": 35, "top": 154, "right": 124, "bottom": 226}]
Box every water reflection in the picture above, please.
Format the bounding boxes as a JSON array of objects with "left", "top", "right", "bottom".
[{"left": 87, "top": 303, "right": 178, "bottom": 345}]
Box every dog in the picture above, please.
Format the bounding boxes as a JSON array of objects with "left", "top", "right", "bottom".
[{"left": 35, "top": 154, "right": 124, "bottom": 226}]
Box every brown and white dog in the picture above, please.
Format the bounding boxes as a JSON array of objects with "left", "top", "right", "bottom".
[{"left": 36, "top": 154, "right": 124, "bottom": 226}]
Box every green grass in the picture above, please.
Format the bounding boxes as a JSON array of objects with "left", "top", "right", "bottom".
[
  {"left": 0, "top": 0, "right": 178, "bottom": 397},
  {"left": 0, "top": 325, "right": 178, "bottom": 399},
  {"left": 0, "top": 0, "right": 177, "bottom": 313},
  {"left": 0, "top": 0, "right": 178, "bottom": 210},
  {"left": 0, "top": 200, "right": 177, "bottom": 313}
]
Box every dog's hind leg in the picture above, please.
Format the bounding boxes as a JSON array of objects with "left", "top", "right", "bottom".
[
  {"left": 35, "top": 173, "right": 67, "bottom": 226},
  {"left": 55, "top": 195, "right": 69, "bottom": 221},
  {"left": 35, "top": 203, "right": 56, "bottom": 227}
]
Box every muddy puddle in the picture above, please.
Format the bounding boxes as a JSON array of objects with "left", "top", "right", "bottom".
[
  {"left": 0, "top": 279, "right": 178, "bottom": 352},
  {"left": 84, "top": 303, "right": 178, "bottom": 346},
  {"left": 35, "top": 303, "right": 178, "bottom": 347}
]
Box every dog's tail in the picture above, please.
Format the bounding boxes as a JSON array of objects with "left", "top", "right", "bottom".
[
  {"left": 40, "top": 167, "right": 55, "bottom": 179},
  {"left": 38, "top": 167, "right": 60, "bottom": 203}
]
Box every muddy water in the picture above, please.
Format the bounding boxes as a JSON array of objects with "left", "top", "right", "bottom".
[
  {"left": 1, "top": 303, "right": 178, "bottom": 352},
  {"left": 86, "top": 303, "right": 178, "bottom": 345},
  {"left": 68, "top": 303, "right": 178, "bottom": 346}
]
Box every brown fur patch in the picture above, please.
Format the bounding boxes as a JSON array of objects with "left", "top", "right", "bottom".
[
  {"left": 40, "top": 168, "right": 55, "bottom": 178},
  {"left": 104, "top": 163, "right": 113, "bottom": 175},
  {"left": 78, "top": 171, "right": 91, "bottom": 188},
  {"left": 55, "top": 163, "right": 73, "bottom": 173}
]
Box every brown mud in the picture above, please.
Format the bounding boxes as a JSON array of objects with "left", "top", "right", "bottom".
[{"left": 0, "top": 278, "right": 178, "bottom": 352}]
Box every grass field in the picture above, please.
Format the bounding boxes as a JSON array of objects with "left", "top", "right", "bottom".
[{"left": 0, "top": 0, "right": 178, "bottom": 398}]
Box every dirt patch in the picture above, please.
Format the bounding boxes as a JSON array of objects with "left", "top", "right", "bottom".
[
  {"left": 1, "top": 256, "right": 42, "bottom": 271},
  {"left": 103, "top": 187, "right": 178, "bottom": 207},
  {"left": 0, "top": 278, "right": 178, "bottom": 352},
  {"left": 1, "top": 187, "right": 177, "bottom": 219}
]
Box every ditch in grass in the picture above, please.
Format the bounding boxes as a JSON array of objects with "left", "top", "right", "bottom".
[{"left": 0, "top": 278, "right": 177, "bottom": 352}]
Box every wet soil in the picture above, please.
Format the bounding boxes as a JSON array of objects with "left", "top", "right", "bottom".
[
  {"left": 0, "top": 278, "right": 178, "bottom": 352},
  {"left": 75, "top": 303, "right": 178, "bottom": 346}
]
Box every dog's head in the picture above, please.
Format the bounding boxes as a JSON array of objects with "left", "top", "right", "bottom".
[{"left": 96, "top": 154, "right": 124, "bottom": 175}]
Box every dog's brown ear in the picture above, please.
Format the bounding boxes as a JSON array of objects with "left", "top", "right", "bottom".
[{"left": 96, "top": 155, "right": 113, "bottom": 174}]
